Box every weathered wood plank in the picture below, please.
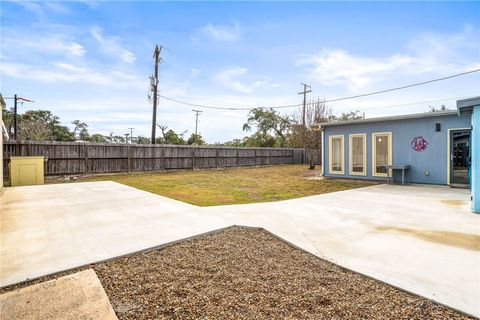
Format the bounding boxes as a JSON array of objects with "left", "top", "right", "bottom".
[{"left": 2, "top": 140, "right": 305, "bottom": 177}]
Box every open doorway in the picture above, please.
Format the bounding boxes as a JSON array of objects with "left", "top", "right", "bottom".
[{"left": 450, "top": 130, "right": 471, "bottom": 187}]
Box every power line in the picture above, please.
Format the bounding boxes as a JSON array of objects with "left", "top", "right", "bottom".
[
  {"left": 4, "top": 95, "right": 35, "bottom": 139},
  {"left": 334, "top": 95, "right": 476, "bottom": 112},
  {"left": 324, "top": 68, "right": 480, "bottom": 103},
  {"left": 158, "top": 68, "right": 480, "bottom": 111},
  {"left": 159, "top": 94, "right": 301, "bottom": 111}
]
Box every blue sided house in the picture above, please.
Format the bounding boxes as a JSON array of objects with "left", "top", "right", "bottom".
[{"left": 318, "top": 97, "right": 480, "bottom": 214}]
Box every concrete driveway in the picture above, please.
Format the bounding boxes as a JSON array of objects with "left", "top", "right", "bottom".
[{"left": 1, "top": 182, "right": 479, "bottom": 317}]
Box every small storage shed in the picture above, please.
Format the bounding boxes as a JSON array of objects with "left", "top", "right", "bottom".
[{"left": 318, "top": 97, "right": 480, "bottom": 214}]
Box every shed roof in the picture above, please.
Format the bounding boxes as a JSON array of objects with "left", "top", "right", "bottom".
[
  {"left": 457, "top": 96, "right": 480, "bottom": 116},
  {"left": 316, "top": 110, "right": 458, "bottom": 128}
]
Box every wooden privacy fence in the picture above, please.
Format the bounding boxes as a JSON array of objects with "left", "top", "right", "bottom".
[{"left": 2, "top": 140, "right": 305, "bottom": 178}]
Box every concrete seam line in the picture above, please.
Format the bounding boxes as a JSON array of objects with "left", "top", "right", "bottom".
[{"left": 261, "top": 227, "right": 479, "bottom": 320}]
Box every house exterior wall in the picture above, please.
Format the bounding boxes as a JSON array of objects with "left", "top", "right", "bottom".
[
  {"left": 472, "top": 106, "right": 479, "bottom": 213},
  {"left": 0, "top": 96, "right": 4, "bottom": 192},
  {"left": 323, "top": 113, "right": 471, "bottom": 184}
]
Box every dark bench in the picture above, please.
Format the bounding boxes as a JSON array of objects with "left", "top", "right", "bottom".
[{"left": 384, "top": 165, "right": 411, "bottom": 185}]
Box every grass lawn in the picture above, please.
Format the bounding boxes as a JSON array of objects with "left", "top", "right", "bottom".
[{"left": 75, "top": 165, "right": 377, "bottom": 206}]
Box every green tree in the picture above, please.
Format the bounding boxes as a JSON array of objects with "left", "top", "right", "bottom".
[
  {"left": 158, "top": 129, "right": 187, "bottom": 145},
  {"left": 2, "top": 108, "right": 14, "bottom": 138},
  {"left": 71, "top": 120, "right": 89, "bottom": 141},
  {"left": 52, "top": 125, "right": 75, "bottom": 141},
  {"left": 243, "top": 132, "right": 277, "bottom": 147},
  {"left": 187, "top": 133, "right": 205, "bottom": 145},
  {"left": 243, "top": 108, "right": 291, "bottom": 146},
  {"left": 335, "top": 110, "right": 364, "bottom": 121},
  {"left": 223, "top": 138, "right": 246, "bottom": 147},
  {"left": 111, "top": 135, "right": 126, "bottom": 143},
  {"left": 3, "top": 109, "right": 78, "bottom": 141},
  {"left": 135, "top": 136, "right": 151, "bottom": 144},
  {"left": 89, "top": 134, "right": 107, "bottom": 143}
]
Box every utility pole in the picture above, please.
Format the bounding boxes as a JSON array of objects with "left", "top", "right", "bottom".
[
  {"left": 150, "top": 44, "right": 162, "bottom": 144},
  {"left": 297, "top": 83, "right": 312, "bottom": 126},
  {"left": 192, "top": 109, "right": 202, "bottom": 145},
  {"left": 13, "top": 94, "right": 17, "bottom": 140},
  {"left": 4, "top": 95, "right": 35, "bottom": 140},
  {"left": 128, "top": 128, "right": 135, "bottom": 144}
]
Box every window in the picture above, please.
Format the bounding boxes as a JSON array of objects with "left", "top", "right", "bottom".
[
  {"left": 372, "top": 132, "right": 392, "bottom": 176},
  {"left": 329, "top": 135, "right": 344, "bottom": 174},
  {"left": 349, "top": 134, "right": 366, "bottom": 176}
]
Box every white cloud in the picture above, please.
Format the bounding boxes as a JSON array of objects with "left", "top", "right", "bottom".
[
  {"left": 296, "top": 27, "right": 480, "bottom": 91},
  {"left": 194, "top": 22, "right": 241, "bottom": 42},
  {"left": 90, "top": 26, "right": 136, "bottom": 63},
  {"left": 44, "top": 2, "right": 71, "bottom": 14},
  {"left": 190, "top": 68, "right": 201, "bottom": 77},
  {"left": 13, "top": 1, "right": 45, "bottom": 19},
  {"left": 1, "top": 61, "right": 143, "bottom": 88},
  {"left": 11, "top": 0, "right": 72, "bottom": 19},
  {"left": 2, "top": 36, "right": 85, "bottom": 56},
  {"left": 296, "top": 49, "right": 415, "bottom": 90},
  {"left": 214, "top": 67, "right": 269, "bottom": 93}
]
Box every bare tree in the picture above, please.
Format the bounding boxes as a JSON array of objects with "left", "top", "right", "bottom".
[
  {"left": 290, "top": 98, "right": 334, "bottom": 169},
  {"left": 18, "top": 120, "right": 50, "bottom": 141},
  {"left": 157, "top": 124, "right": 168, "bottom": 141},
  {"left": 429, "top": 104, "right": 450, "bottom": 112}
]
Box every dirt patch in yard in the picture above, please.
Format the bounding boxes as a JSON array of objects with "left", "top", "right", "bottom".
[
  {"left": 440, "top": 199, "right": 467, "bottom": 207},
  {"left": 1, "top": 227, "right": 472, "bottom": 319},
  {"left": 375, "top": 226, "right": 480, "bottom": 251}
]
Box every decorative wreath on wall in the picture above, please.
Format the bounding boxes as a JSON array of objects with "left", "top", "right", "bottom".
[{"left": 411, "top": 136, "right": 429, "bottom": 152}]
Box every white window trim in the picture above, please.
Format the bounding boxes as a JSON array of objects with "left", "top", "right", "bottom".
[
  {"left": 329, "top": 135, "right": 344, "bottom": 175},
  {"left": 372, "top": 132, "right": 392, "bottom": 177},
  {"left": 349, "top": 134, "right": 367, "bottom": 176}
]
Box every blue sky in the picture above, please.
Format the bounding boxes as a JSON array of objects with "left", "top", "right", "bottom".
[{"left": 1, "top": 1, "right": 479, "bottom": 142}]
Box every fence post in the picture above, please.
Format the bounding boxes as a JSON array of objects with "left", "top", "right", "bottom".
[
  {"left": 236, "top": 148, "right": 239, "bottom": 167},
  {"left": 161, "top": 146, "right": 165, "bottom": 171},
  {"left": 192, "top": 146, "right": 195, "bottom": 169},
  {"left": 127, "top": 145, "right": 131, "bottom": 173},
  {"left": 84, "top": 144, "right": 88, "bottom": 174},
  {"left": 215, "top": 148, "right": 219, "bottom": 169}
]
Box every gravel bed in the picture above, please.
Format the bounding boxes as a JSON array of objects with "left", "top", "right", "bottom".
[{"left": 1, "top": 227, "right": 473, "bottom": 319}]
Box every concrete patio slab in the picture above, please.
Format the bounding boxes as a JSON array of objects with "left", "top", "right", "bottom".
[
  {"left": 0, "top": 269, "right": 117, "bottom": 320},
  {"left": 1, "top": 181, "right": 479, "bottom": 317}
]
